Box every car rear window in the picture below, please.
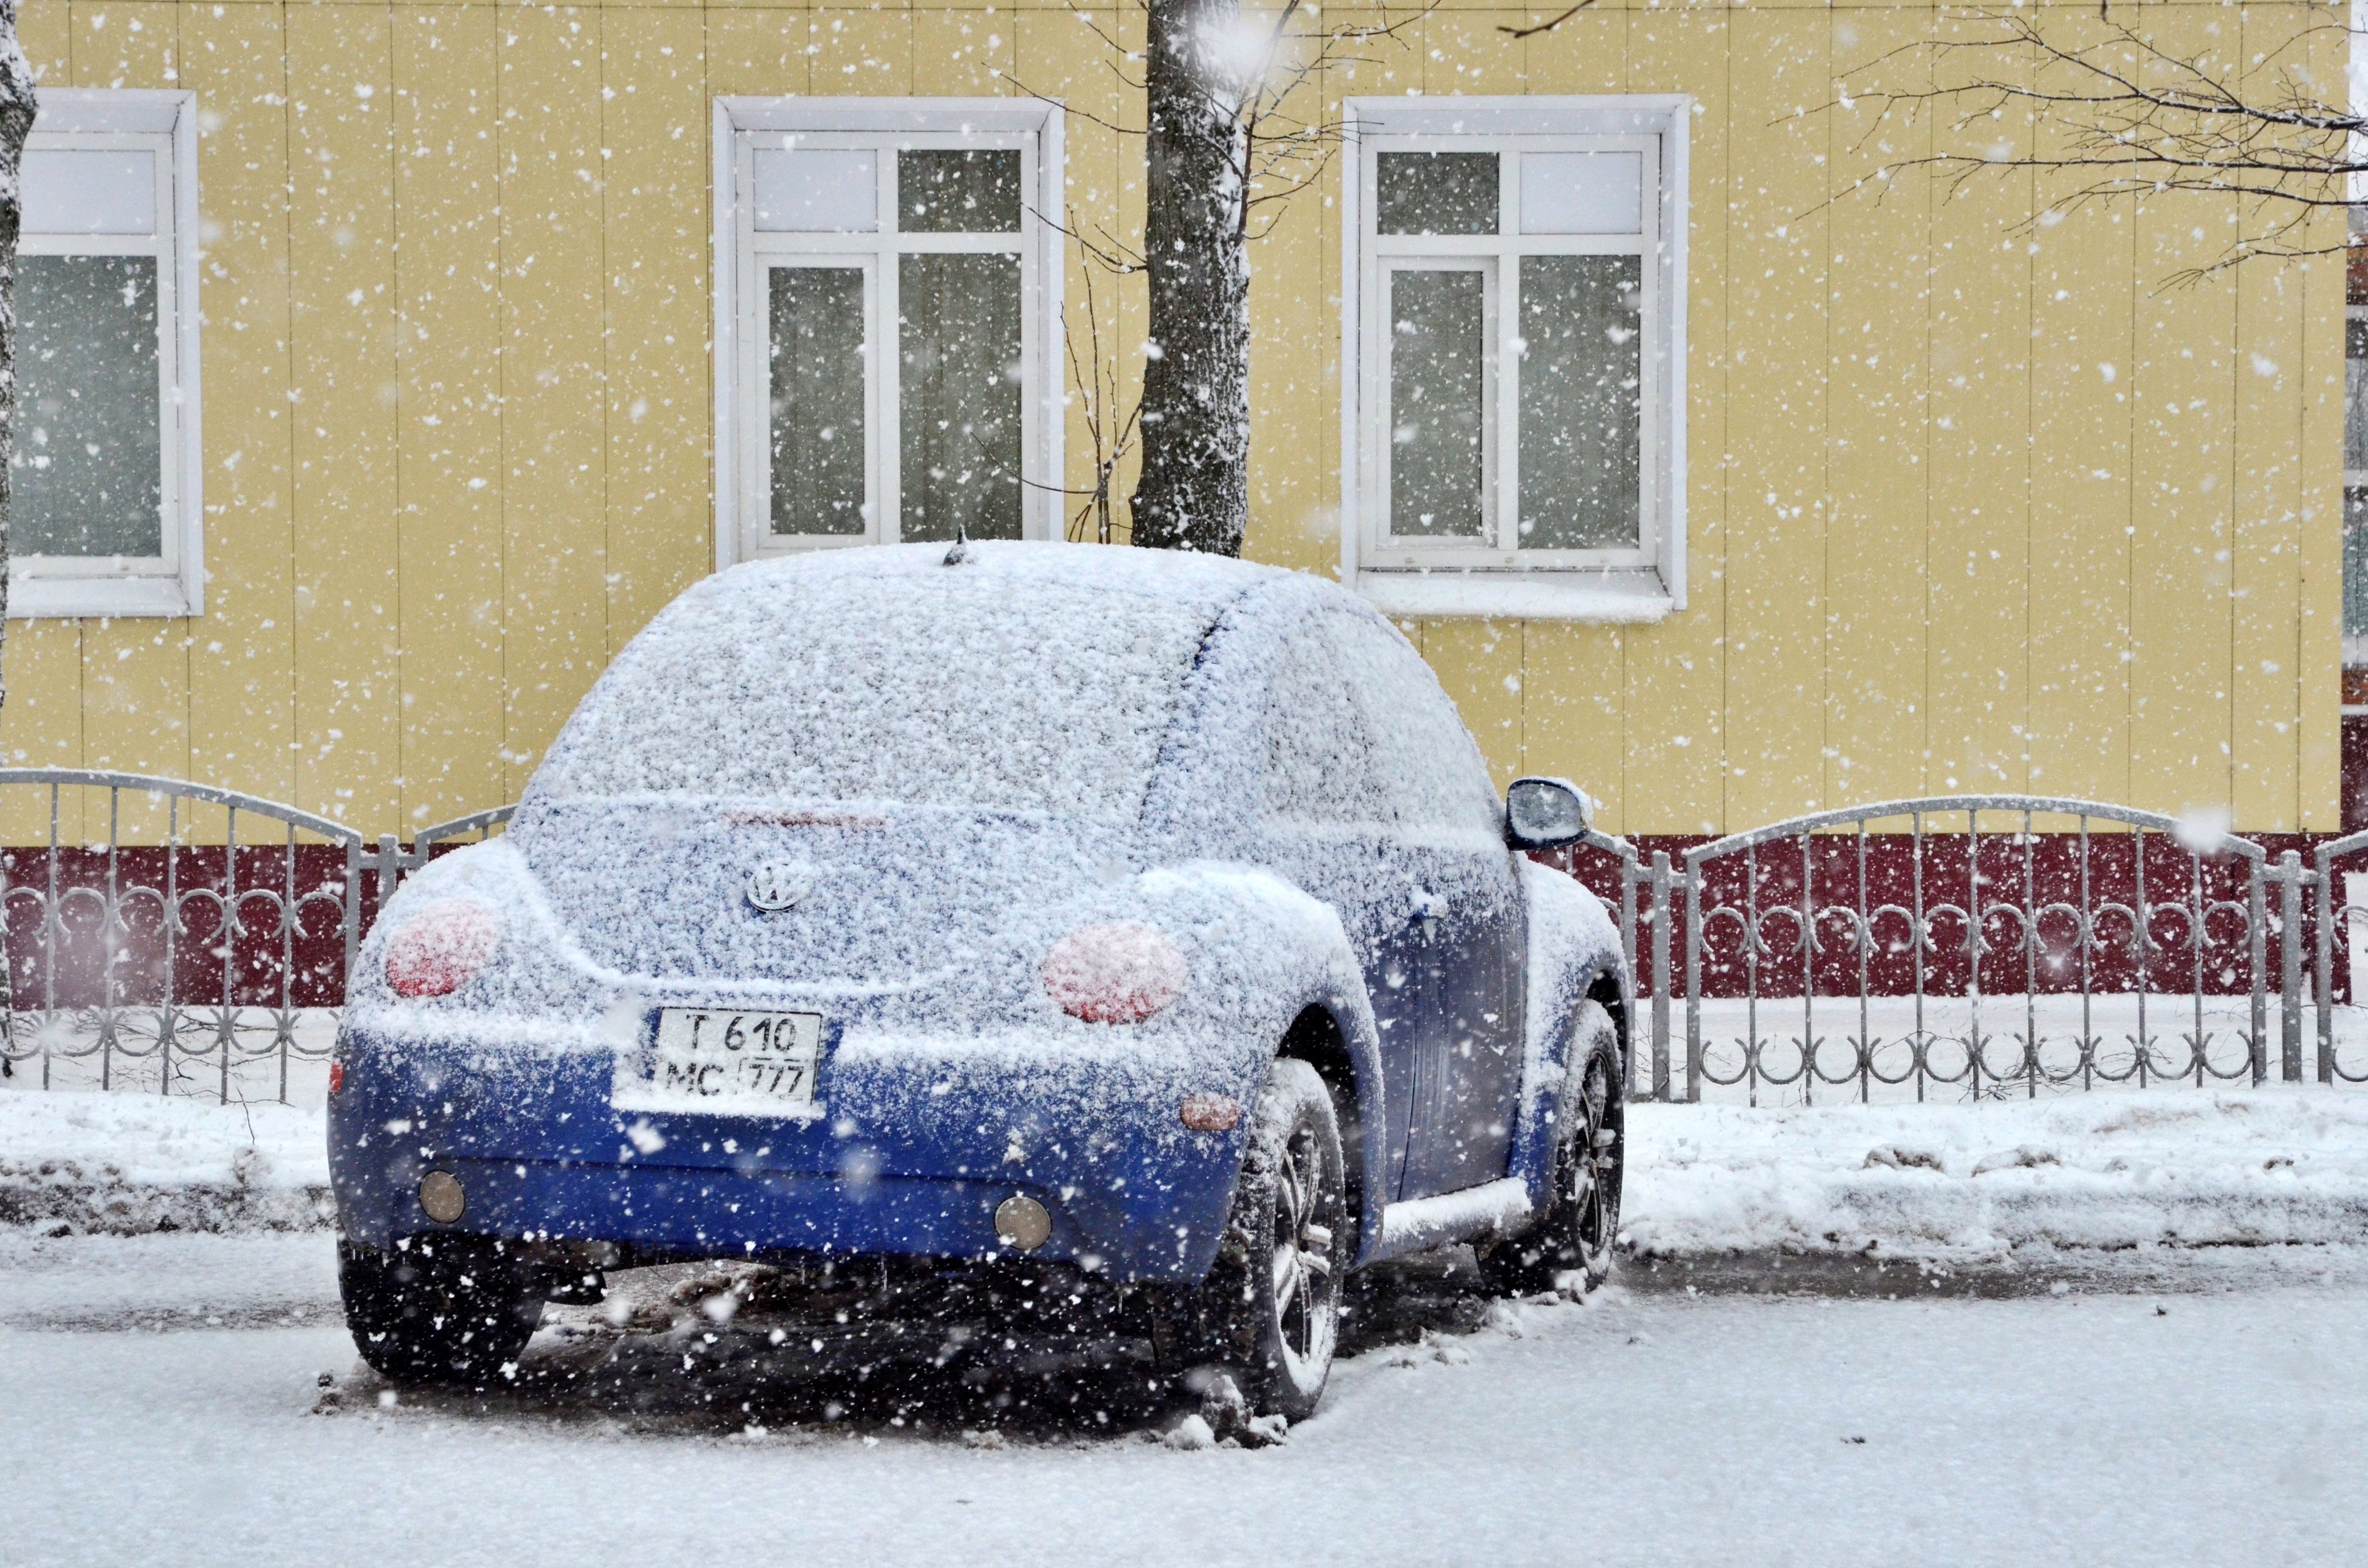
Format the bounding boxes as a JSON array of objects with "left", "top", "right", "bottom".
[{"left": 541, "top": 570, "right": 1217, "bottom": 819}]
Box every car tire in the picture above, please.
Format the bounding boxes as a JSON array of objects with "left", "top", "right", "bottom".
[
  {"left": 340, "top": 1235, "right": 544, "bottom": 1387},
  {"left": 1193, "top": 1056, "right": 1347, "bottom": 1422},
  {"left": 1483, "top": 999, "right": 1625, "bottom": 1297}
]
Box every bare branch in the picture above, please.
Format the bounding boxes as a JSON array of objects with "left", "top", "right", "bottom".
[
  {"left": 1500, "top": 0, "right": 1600, "bottom": 45},
  {"left": 1814, "top": 10, "right": 2358, "bottom": 280}
]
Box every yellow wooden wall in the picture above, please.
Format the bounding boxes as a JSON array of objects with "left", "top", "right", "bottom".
[{"left": 0, "top": 0, "right": 2343, "bottom": 844}]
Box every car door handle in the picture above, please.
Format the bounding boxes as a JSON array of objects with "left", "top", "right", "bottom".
[{"left": 1408, "top": 888, "right": 1444, "bottom": 927}]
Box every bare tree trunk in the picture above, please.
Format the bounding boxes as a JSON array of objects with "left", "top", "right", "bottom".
[
  {"left": 0, "top": 0, "right": 33, "bottom": 1054},
  {"left": 0, "top": 2, "right": 31, "bottom": 674},
  {"left": 1131, "top": 0, "right": 1251, "bottom": 557}
]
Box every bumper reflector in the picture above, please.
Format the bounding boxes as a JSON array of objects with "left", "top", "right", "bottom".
[
  {"left": 994, "top": 1194, "right": 1051, "bottom": 1252},
  {"left": 1180, "top": 1094, "right": 1241, "bottom": 1132},
  {"left": 418, "top": 1170, "right": 467, "bottom": 1225}
]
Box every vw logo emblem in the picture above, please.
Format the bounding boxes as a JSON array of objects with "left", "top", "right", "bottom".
[{"left": 745, "top": 860, "right": 811, "bottom": 912}]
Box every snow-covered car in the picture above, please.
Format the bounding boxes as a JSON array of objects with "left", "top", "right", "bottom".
[{"left": 328, "top": 542, "right": 1628, "bottom": 1418}]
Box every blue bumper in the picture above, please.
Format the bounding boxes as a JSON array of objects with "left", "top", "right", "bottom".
[{"left": 327, "top": 1025, "right": 1257, "bottom": 1282}]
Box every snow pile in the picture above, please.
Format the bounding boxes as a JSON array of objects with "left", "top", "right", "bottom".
[
  {"left": 0, "top": 1090, "right": 329, "bottom": 1233},
  {"left": 1623, "top": 1088, "right": 2368, "bottom": 1262}
]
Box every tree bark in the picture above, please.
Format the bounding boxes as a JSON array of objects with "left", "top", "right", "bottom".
[
  {"left": 0, "top": 1, "right": 32, "bottom": 672},
  {"left": 0, "top": 1, "right": 35, "bottom": 1051},
  {"left": 1130, "top": 0, "right": 1250, "bottom": 557}
]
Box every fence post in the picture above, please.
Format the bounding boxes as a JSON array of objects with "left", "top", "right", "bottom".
[
  {"left": 342, "top": 839, "right": 363, "bottom": 1016},
  {"left": 1617, "top": 850, "right": 1640, "bottom": 1100},
  {"left": 1683, "top": 853, "right": 1703, "bottom": 1103},
  {"left": 2279, "top": 850, "right": 2304, "bottom": 1084},
  {"left": 2317, "top": 843, "right": 2337, "bottom": 1085},
  {"left": 2247, "top": 855, "right": 2269, "bottom": 1087},
  {"left": 1649, "top": 852, "right": 1672, "bottom": 1102}
]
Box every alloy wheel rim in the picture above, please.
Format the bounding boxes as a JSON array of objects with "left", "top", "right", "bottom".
[
  {"left": 1270, "top": 1123, "right": 1339, "bottom": 1378},
  {"left": 1567, "top": 1058, "right": 1616, "bottom": 1259}
]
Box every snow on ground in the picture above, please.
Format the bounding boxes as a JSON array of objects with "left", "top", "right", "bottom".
[
  {"left": 1, "top": 1274, "right": 2361, "bottom": 1567},
  {"left": 1624, "top": 1087, "right": 2368, "bottom": 1263},
  {"left": 10, "top": 1082, "right": 2368, "bottom": 1272},
  {"left": 5, "top": 1075, "right": 2366, "bottom": 1563},
  {"left": 0, "top": 1088, "right": 329, "bottom": 1232},
  {"left": 0, "top": 1229, "right": 337, "bottom": 1331}
]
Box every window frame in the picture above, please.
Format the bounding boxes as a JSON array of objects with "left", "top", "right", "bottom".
[
  {"left": 10, "top": 88, "right": 202, "bottom": 620},
  {"left": 1341, "top": 97, "right": 1689, "bottom": 622},
  {"left": 711, "top": 98, "right": 1066, "bottom": 569}
]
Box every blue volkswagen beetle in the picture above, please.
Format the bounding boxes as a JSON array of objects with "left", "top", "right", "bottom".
[{"left": 329, "top": 542, "right": 1627, "bottom": 1419}]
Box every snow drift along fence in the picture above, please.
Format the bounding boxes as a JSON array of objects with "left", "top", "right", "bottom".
[{"left": 0, "top": 771, "right": 510, "bottom": 1102}]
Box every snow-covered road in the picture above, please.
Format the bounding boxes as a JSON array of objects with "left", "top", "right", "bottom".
[{"left": 3, "top": 1239, "right": 2361, "bottom": 1567}]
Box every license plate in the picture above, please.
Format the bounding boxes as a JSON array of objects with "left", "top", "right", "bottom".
[{"left": 613, "top": 1008, "right": 826, "bottom": 1118}]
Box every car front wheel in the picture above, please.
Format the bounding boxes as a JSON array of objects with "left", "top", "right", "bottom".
[
  {"left": 1195, "top": 1057, "right": 1347, "bottom": 1422},
  {"left": 340, "top": 1234, "right": 544, "bottom": 1387},
  {"left": 1484, "top": 999, "right": 1624, "bottom": 1296}
]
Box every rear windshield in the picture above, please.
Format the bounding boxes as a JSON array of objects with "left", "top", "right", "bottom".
[{"left": 540, "top": 572, "right": 1216, "bottom": 819}]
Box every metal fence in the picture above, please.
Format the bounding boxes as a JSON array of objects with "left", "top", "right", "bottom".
[
  {"left": 0, "top": 771, "right": 508, "bottom": 1102},
  {"left": 1578, "top": 795, "right": 2368, "bottom": 1103},
  {"left": 8, "top": 773, "right": 2368, "bottom": 1109}
]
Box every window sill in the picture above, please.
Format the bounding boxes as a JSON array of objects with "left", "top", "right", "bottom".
[
  {"left": 9, "top": 575, "right": 196, "bottom": 620},
  {"left": 1352, "top": 569, "right": 1675, "bottom": 624}
]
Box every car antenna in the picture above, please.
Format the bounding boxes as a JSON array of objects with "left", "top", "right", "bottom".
[{"left": 942, "top": 523, "right": 971, "bottom": 566}]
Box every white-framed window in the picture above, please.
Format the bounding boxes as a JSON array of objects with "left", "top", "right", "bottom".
[
  {"left": 712, "top": 98, "right": 1065, "bottom": 567},
  {"left": 10, "top": 89, "right": 202, "bottom": 619},
  {"left": 1342, "top": 97, "right": 1688, "bottom": 621}
]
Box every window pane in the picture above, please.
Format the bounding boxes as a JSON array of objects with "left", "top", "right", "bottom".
[
  {"left": 1520, "top": 151, "right": 1643, "bottom": 235},
  {"left": 12, "top": 255, "right": 162, "bottom": 558},
  {"left": 1261, "top": 623, "right": 1386, "bottom": 826},
  {"left": 1376, "top": 152, "right": 1498, "bottom": 236},
  {"left": 768, "top": 266, "right": 868, "bottom": 537},
  {"left": 899, "top": 150, "right": 1022, "bottom": 233},
  {"left": 1387, "top": 268, "right": 1487, "bottom": 539},
  {"left": 2347, "top": 316, "right": 2368, "bottom": 472},
  {"left": 23, "top": 149, "right": 157, "bottom": 236},
  {"left": 1326, "top": 611, "right": 1504, "bottom": 842},
  {"left": 752, "top": 149, "right": 877, "bottom": 233},
  {"left": 1519, "top": 254, "right": 1641, "bottom": 550},
  {"left": 899, "top": 253, "right": 1022, "bottom": 542},
  {"left": 2348, "top": 487, "right": 2368, "bottom": 637}
]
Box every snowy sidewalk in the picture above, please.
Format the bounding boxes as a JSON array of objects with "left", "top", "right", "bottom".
[
  {"left": 8, "top": 1083, "right": 2368, "bottom": 1269},
  {"left": 1625, "top": 1088, "right": 2368, "bottom": 1264},
  {"left": 0, "top": 1089, "right": 329, "bottom": 1234}
]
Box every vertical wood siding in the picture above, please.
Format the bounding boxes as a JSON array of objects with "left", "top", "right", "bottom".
[{"left": 0, "top": 1, "right": 2343, "bottom": 843}]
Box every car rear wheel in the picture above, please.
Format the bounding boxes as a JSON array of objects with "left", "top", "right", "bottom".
[
  {"left": 1193, "top": 1057, "right": 1346, "bottom": 1422},
  {"left": 1484, "top": 1000, "right": 1624, "bottom": 1296},
  {"left": 340, "top": 1235, "right": 544, "bottom": 1387}
]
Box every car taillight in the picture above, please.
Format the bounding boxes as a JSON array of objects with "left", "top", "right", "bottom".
[
  {"left": 383, "top": 899, "right": 502, "bottom": 999},
  {"left": 328, "top": 1061, "right": 345, "bottom": 1095},
  {"left": 1043, "top": 922, "right": 1185, "bottom": 1024}
]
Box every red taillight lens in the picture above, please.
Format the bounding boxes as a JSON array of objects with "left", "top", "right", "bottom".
[
  {"left": 1043, "top": 921, "right": 1186, "bottom": 1024},
  {"left": 328, "top": 1061, "right": 345, "bottom": 1095},
  {"left": 382, "top": 899, "right": 502, "bottom": 998}
]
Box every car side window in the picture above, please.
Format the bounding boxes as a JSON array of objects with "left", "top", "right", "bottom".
[
  {"left": 1326, "top": 610, "right": 1504, "bottom": 845},
  {"left": 1261, "top": 620, "right": 1390, "bottom": 827}
]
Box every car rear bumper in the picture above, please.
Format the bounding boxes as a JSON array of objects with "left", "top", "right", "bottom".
[
  {"left": 357, "top": 1157, "right": 1133, "bottom": 1267},
  {"left": 327, "top": 1024, "right": 1263, "bottom": 1282}
]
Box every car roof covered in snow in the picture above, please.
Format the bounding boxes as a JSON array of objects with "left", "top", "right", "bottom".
[{"left": 530, "top": 541, "right": 1313, "bottom": 821}]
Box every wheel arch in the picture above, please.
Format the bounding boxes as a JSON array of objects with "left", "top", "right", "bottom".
[
  {"left": 1276, "top": 1003, "right": 1381, "bottom": 1266},
  {"left": 1508, "top": 954, "right": 1626, "bottom": 1213}
]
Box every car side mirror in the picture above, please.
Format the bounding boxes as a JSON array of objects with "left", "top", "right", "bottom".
[{"left": 1505, "top": 776, "right": 1594, "bottom": 851}]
